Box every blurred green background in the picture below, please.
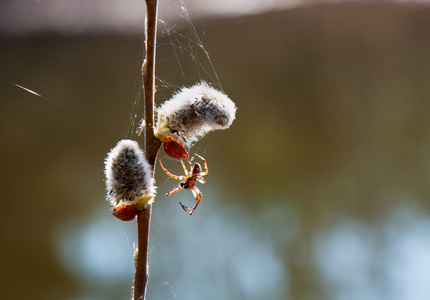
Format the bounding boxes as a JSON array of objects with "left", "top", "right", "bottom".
[{"left": 1, "top": 2, "right": 430, "bottom": 300}]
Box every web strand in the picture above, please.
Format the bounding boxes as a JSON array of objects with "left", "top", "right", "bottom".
[{"left": 4, "top": 80, "right": 124, "bottom": 137}]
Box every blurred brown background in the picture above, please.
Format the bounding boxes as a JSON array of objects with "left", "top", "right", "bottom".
[{"left": 1, "top": 1, "right": 430, "bottom": 300}]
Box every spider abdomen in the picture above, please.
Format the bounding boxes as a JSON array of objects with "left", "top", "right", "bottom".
[{"left": 192, "top": 163, "right": 202, "bottom": 174}]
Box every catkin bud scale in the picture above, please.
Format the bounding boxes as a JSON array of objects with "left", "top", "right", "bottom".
[{"left": 112, "top": 204, "right": 138, "bottom": 221}]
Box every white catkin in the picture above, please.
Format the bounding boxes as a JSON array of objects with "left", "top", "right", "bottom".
[
  {"left": 104, "top": 139, "right": 156, "bottom": 207},
  {"left": 155, "top": 81, "right": 237, "bottom": 146}
]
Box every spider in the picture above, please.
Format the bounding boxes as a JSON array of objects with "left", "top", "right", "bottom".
[{"left": 159, "top": 154, "right": 208, "bottom": 215}]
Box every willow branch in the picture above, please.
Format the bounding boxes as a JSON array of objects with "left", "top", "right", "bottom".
[
  {"left": 133, "top": 0, "right": 161, "bottom": 299},
  {"left": 143, "top": 0, "right": 162, "bottom": 165}
]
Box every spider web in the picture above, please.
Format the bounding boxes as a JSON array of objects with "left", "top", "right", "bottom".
[{"left": 124, "top": 0, "right": 222, "bottom": 139}]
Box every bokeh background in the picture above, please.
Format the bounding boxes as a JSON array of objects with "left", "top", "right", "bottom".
[{"left": 2, "top": 1, "right": 430, "bottom": 299}]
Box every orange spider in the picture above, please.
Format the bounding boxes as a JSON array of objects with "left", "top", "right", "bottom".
[{"left": 159, "top": 154, "right": 208, "bottom": 215}]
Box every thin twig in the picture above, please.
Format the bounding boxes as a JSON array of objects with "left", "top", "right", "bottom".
[
  {"left": 133, "top": 0, "right": 161, "bottom": 299},
  {"left": 143, "top": 0, "right": 162, "bottom": 166}
]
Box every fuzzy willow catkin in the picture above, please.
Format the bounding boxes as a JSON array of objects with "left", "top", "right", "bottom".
[
  {"left": 154, "top": 81, "right": 237, "bottom": 147},
  {"left": 104, "top": 140, "right": 156, "bottom": 211}
]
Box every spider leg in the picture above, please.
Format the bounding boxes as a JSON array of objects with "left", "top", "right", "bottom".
[
  {"left": 166, "top": 185, "right": 183, "bottom": 196},
  {"left": 179, "top": 186, "right": 202, "bottom": 215},
  {"left": 180, "top": 159, "right": 190, "bottom": 175},
  {"left": 194, "top": 153, "right": 208, "bottom": 176},
  {"left": 197, "top": 177, "right": 206, "bottom": 184},
  {"left": 187, "top": 159, "right": 193, "bottom": 172},
  {"left": 179, "top": 203, "right": 193, "bottom": 215},
  {"left": 159, "top": 160, "right": 185, "bottom": 180}
]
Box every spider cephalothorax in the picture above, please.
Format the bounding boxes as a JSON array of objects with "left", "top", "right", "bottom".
[{"left": 159, "top": 154, "right": 208, "bottom": 215}]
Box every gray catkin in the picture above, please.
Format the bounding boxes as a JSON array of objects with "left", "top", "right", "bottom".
[
  {"left": 105, "top": 140, "right": 155, "bottom": 206},
  {"left": 155, "top": 81, "right": 237, "bottom": 146}
]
